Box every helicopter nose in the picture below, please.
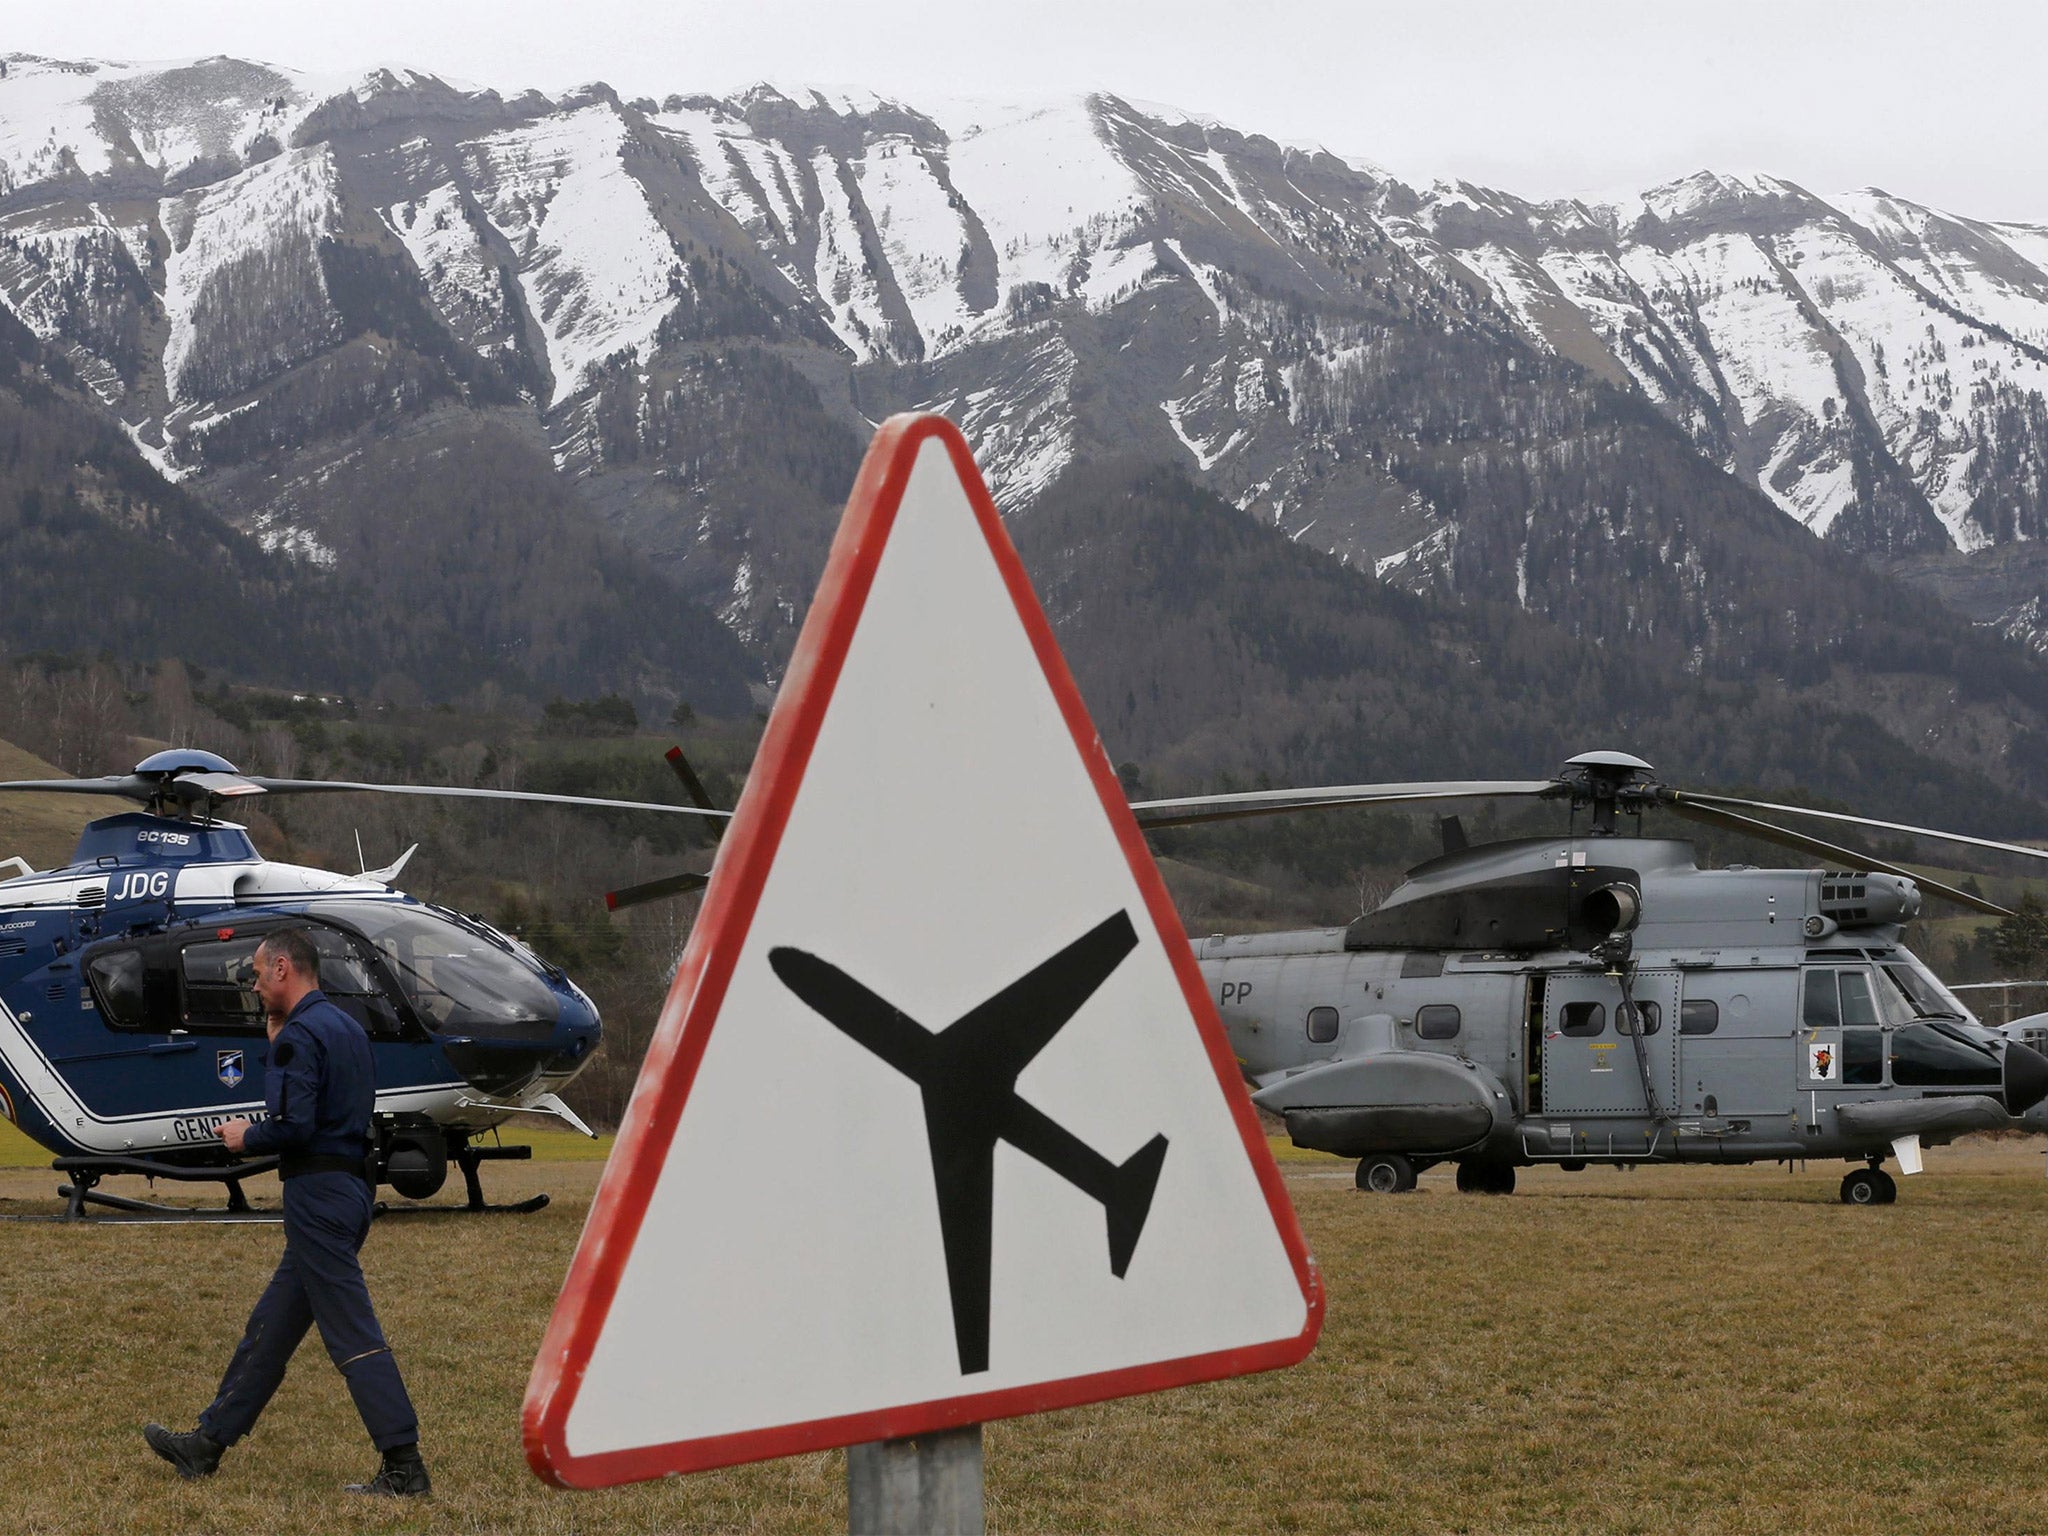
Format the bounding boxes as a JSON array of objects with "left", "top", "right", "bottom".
[
  {"left": 549, "top": 988, "right": 603, "bottom": 1075},
  {"left": 2004, "top": 1039, "right": 2048, "bottom": 1116}
]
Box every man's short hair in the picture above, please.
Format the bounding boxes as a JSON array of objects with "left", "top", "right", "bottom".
[{"left": 257, "top": 927, "right": 321, "bottom": 978}]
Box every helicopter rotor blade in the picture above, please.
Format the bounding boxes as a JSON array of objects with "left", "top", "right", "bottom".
[
  {"left": 593, "top": 747, "right": 728, "bottom": 911},
  {"left": 244, "top": 778, "right": 732, "bottom": 821},
  {"left": 1663, "top": 800, "right": 2011, "bottom": 917},
  {"left": 1130, "top": 779, "right": 1559, "bottom": 830},
  {"left": 0, "top": 776, "right": 155, "bottom": 799},
  {"left": 174, "top": 770, "right": 267, "bottom": 802},
  {"left": 604, "top": 869, "right": 712, "bottom": 911},
  {"left": 1671, "top": 791, "right": 2048, "bottom": 868},
  {"left": 664, "top": 747, "right": 722, "bottom": 819}
]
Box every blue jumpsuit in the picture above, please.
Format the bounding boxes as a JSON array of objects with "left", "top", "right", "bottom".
[{"left": 197, "top": 991, "right": 418, "bottom": 1452}]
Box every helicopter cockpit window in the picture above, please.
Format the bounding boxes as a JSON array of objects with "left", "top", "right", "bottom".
[
  {"left": 1678, "top": 999, "right": 1718, "bottom": 1035},
  {"left": 179, "top": 936, "right": 267, "bottom": 1031},
  {"left": 305, "top": 926, "right": 406, "bottom": 1040},
  {"left": 1802, "top": 969, "right": 1842, "bottom": 1030},
  {"left": 1615, "top": 1001, "right": 1661, "bottom": 1035},
  {"left": 1416, "top": 1004, "right": 1461, "bottom": 1040},
  {"left": 1880, "top": 964, "right": 1968, "bottom": 1023},
  {"left": 86, "top": 948, "right": 149, "bottom": 1028},
  {"left": 1838, "top": 971, "right": 1881, "bottom": 1028},
  {"left": 325, "top": 901, "right": 560, "bottom": 1041},
  {"left": 1560, "top": 1001, "right": 1605, "bottom": 1037},
  {"left": 1306, "top": 1006, "right": 1339, "bottom": 1044}
]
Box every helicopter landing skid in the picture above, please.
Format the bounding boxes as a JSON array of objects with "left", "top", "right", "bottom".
[
  {"left": 374, "top": 1140, "right": 550, "bottom": 1215},
  {"left": 451, "top": 1141, "right": 548, "bottom": 1215},
  {"left": 52, "top": 1153, "right": 284, "bottom": 1221}
]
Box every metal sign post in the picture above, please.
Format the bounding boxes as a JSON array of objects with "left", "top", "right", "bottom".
[{"left": 847, "top": 1424, "right": 983, "bottom": 1535}]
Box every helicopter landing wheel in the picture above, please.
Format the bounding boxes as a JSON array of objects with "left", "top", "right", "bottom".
[
  {"left": 1841, "top": 1168, "right": 1895, "bottom": 1206},
  {"left": 1455, "top": 1161, "right": 1517, "bottom": 1195},
  {"left": 1356, "top": 1153, "right": 1416, "bottom": 1194}
]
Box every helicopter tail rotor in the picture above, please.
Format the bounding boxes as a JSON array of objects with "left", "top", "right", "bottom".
[{"left": 601, "top": 745, "right": 725, "bottom": 910}]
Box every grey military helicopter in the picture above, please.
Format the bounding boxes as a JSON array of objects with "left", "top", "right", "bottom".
[{"left": 1128, "top": 751, "right": 2048, "bottom": 1205}]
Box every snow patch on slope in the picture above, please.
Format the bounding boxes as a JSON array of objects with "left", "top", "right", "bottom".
[
  {"left": 462, "top": 103, "right": 685, "bottom": 407},
  {"left": 927, "top": 95, "right": 1147, "bottom": 300},
  {"left": 0, "top": 54, "right": 340, "bottom": 194},
  {"left": 159, "top": 143, "right": 345, "bottom": 405},
  {"left": 855, "top": 134, "right": 978, "bottom": 352},
  {"left": 385, "top": 176, "right": 516, "bottom": 360},
  {"left": 807, "top": 146, "right": 893, "bottom": 357},
  {"left": 0, "top": 55, "right": 122, "bottom": 186},
  {"left": 1620, "top": 232, "right": 1856, "bottom": 534}
]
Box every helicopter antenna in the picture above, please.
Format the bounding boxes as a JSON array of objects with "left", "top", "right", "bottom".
[{"left": 354, "top": 829, "right": 366, "bottom": 875}]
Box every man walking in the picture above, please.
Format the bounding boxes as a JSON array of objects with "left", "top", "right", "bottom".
[{"left": 143, "top": 926, "right": 430, "bottom": 1497}]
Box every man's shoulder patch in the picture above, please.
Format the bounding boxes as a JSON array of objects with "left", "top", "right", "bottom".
[{"left": 271, "top": 1039, "right": 297, "bottom": 1068}]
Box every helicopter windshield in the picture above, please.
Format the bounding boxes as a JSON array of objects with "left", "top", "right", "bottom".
[
  {"left": 1879, "top": 962, "right": 1970, "bottom": 1022},
  {"left": 322, "top": 901, "right": 561, "bottom": 1041}
]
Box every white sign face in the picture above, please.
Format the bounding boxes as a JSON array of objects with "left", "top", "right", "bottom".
[{"left": 525, "top": 415, "right": 1322, "bottom": 1488}]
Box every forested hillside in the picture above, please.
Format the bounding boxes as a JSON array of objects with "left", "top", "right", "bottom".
[
  {"left": 0, "top": 304, "right": 759, "bottom": 712},
  {"left": 1017, "top": 460, "right": 2048, "bottom": 836}
]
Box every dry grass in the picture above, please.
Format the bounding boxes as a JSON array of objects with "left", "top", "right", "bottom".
[
  {"left": 2, "top": 1144, "right": 2047, "bottom": 1534},
  {"left": 0, "top": 737, "right": 108, "bottom": 872}
]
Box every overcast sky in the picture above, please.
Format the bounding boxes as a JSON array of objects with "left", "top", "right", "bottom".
[{"left": 10, "top": 0, "right": 2043, "bottom": 221}]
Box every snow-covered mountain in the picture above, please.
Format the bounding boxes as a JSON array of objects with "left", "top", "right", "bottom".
[
  {"left": 5, "top": 51, "right": 2048, "bottom": 658},
  {"left": 1409, "top": 171, "right": 2048, "bottom": 556}
]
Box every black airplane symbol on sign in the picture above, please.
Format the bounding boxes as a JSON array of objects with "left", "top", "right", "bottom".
[{"left": 769, "top": 910, "right": 1170, "bottom": 1376}]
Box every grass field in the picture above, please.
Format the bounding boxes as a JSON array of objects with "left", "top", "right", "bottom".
[{"left": 3, "top": 1141, "right": 2047, "bottom": 1534}]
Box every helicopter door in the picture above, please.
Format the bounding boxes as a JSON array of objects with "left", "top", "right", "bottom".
[
  {"left": 1796, "top": 966, "right": 1892, "bottom": 1124},
  {"left": 1540, "top": 970, "right": 1682, "bottom": 1117},
  {"left": 1677, "top": 969, "right": 1799, "bottom": 1116}
]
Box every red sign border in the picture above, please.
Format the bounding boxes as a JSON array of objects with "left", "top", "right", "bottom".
[{"left": 523, "top": 413, "right": 1324, "bottom": 1488}]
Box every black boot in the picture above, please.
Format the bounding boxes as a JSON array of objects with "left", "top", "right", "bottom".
[
  {"left": 143, "top": 1423, "right": 224, "bottom": 1479},
  {"left": 346, "top": 1443, "right": 431, "bottom": 1497}
]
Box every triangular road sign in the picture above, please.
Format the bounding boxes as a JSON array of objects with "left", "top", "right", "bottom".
[{"left": 525, "top": 414, "right": 1323, "bottom": 1488}]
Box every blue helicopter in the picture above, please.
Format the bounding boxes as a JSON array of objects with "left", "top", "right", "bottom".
[{"left": 0, "top": 749, "right": 724, "bottom": 1218}]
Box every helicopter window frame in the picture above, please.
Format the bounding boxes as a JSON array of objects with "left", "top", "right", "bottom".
[
  {"left": 1416, "top": 1004, "right": 1462, "bottom": 1040},
  {"left": 1678, "top": 999, "right": 1718, "bottom": 1035},
  {"left": 1843, "top": 1025, "right": 1885, "bottom": 1085},
  {"left": 300, "top": 923, "right": 414, "bottom": 1041},
  {"left": 84, "top": 945, "right": 153, "bottom": 1029},
  {"left": 312, "top": 899, "right": 563, "bottom": 1042},
  {"left": 1802, "top": 969, "right": 1843, "bottom": 1030},
  {"left": 83, "top": 934, "right": 183, "bottom": 1033},
  {"left": 176, "top": 933, "right": 272, "bottom": 1033},
  {"left": 1305, "top": 1006, "right": 1340, "bottom": 1044},
  {"left": 1615, "top": 1000, "right": 1661, "bottom": 1036},
  {"left": 1838, "top": 970, "right": 1881, "bottom": 1028},
  {"left": 1559, "top": 1001, "right": 1605, "bottom": 1037},
  {"left": 83, "top": 919, "right": 418, "bottom": 1041},
  {"left": 1879, "top": 963, "right": 1968, "bottom": 1023}
]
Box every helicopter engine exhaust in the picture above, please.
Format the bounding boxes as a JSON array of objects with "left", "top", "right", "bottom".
[{"left": 1580, "top": 882, "right": 1641, "bottom": 939}]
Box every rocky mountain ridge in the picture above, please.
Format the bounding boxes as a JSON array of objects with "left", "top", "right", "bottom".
[{"left": 6, "top": 53, "right": 2048, "bottom": 812}]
